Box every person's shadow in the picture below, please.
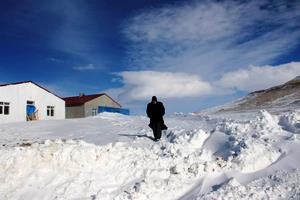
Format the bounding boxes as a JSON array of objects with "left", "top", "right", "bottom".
[{"left": 118, "top": 134, "right": 156, "bottom": 141}]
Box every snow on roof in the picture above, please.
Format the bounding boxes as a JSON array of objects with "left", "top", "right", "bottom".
[
  {"left": 0, "top": 81, "right": 64, "bottom": 100},
  {"left": 63, "top": 93, "right": 121, "bottom": 107}
]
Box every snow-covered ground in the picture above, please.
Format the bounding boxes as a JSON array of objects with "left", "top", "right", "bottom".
[{"left": 0, "top": 110, "right": 300, "bottom": 199}]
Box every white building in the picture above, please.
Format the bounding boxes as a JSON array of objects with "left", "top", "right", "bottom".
[{"left": 0, "top": 81, "right": 65, "bottom": 124}]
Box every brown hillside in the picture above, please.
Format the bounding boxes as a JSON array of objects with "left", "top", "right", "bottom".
[{"left": 218, "top": 77, "right": 300, "bottom": 112}]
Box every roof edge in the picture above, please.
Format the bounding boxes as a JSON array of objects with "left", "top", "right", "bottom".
[
  {"left": 63, "top": 93, "right": 105, "bottom": 99},
  {"left": 102, "top": 93, "right": 122, "bottom": 108},
  {"left": 63, "top": 93, "right": 122, "bottom": 107},
  {"left": 0, "top": 81, "right": 65, "bottom": 101}
]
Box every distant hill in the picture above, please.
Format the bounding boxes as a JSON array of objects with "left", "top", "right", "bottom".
[{"left": 201, "top": 76, "right": 300, "bottom": 114}]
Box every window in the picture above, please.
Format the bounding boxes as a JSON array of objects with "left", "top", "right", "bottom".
[
  {"left": 47, "top": 106, "right": 55, "bottom": 117},
  {"left": 0, "top": 102, "right": 10, "bottom": 115},
  {"left": 92, "top": 108, "right": 97, "bottom": 116}
]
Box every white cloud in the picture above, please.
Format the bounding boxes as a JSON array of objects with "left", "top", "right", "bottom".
[
  {"left": 123, "top": 1, "right": 300, "bottom": 79},
  {"left": 108, "top": 62, "right": 300, "bottom": 105},
  {"left": 112, "top": 71, "right": 214, "bottom": 101},
  {"left": 73, "top": 64, "right": 97, "bottom": 71},
  {"left": 218, "top": 62, "right": 300, "bottom": 92}
]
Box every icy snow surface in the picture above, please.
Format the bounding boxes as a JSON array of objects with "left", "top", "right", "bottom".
[{"left": 0, "top": 111, "right": 300, "bottom": 199}]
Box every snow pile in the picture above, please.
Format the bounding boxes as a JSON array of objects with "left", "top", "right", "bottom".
[
  {"left": 164, "top": 129, "right": 210, "bottom": 155},
  {"left": 0, "top": 109, "right": 300, "bottom": 199},
  {"left": 197, "top": 169, "right": 300, "bottom": 200},
  {"left": 254, "top": 110, "right": 283, "bottom": 137},
  {"left": 279, "top": 111, "right": 300, "bottom": 133},
  {"left": 217, "top": 120, "right": 251, "bottom": 136},
  {"left": 0, "top": 139, "right": 109, "bottom": 199},
  {"left": 113, "top": 131, "right": 220, "bottom": 200},
  {"left": 0, "top": 129, "right": 218, "bottom": 200},
  {"left": 0, "top": 139, "right": 108, "bottom": 173},
  {"left": 216, "top": 110, "right": 283, "bottom": 138},
  {"left": 217, "top": 110, "right": 282, "bottom": 173},
  {"left": 220, "top": 133, "right": 281, "bottom": 173},
  {"left": 230, "top": 139, "right": 281, "bottom": 173}
]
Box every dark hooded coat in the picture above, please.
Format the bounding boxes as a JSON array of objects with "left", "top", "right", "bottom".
[{"left": 146, "top": 101, "right": 167, "bottom": 130}]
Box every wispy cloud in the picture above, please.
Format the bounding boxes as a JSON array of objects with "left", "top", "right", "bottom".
[
  {"left": 72, "top": 64, "right": 98, "bottom": 71},
  {"left": 41, "top": 82, "right": 73, "bottom": 97},
  {"left": 123, "top": 0, "right": 300, "bottom": 79},
  {"left": 48, "top": 1, "right": 94, "bottom": 56},
  {"left": 49, "top": 57, "right": 64, "bottom": 63},
  {"left": 41, "top": 1, "right": 108, "bottom": 69}
]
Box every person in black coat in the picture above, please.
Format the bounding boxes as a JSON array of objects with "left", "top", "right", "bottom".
[{"left": 146, "top": 96, "right": 167, "bottom": 141}]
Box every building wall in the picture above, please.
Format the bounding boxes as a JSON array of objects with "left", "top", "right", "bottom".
[
  {"left": 84, "top": 94, "right": 121, "bottom": 117},
  {"left": 65, "top": 105, "right": 84, "bottom": 118},
  {"left": 0, "top": 82, "right": 65, "bottom": 124}
]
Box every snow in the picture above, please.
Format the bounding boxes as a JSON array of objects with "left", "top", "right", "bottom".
[
  {"left": 292, "top": 76, "right": 300, "bottom": 81},
  {"left": 197, "top": 169, "right": 300, "bottom": 200},
  {"left": 279, "top": 111, "right": 300, "bottom": 133},
  {"left": 0, "top": 111, "right": 300, "bottom": 199}
]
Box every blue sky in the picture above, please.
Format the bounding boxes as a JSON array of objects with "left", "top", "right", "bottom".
[{"left": 1, "top": 0, "right": 300, "bottom": 114}]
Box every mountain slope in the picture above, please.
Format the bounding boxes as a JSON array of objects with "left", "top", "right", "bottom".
[{"left": 210, "top": 76, "right": 300, "bottom": 114}]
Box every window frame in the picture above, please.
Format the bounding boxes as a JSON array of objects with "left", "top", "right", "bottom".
[
  {"left": 0, "top": 102, "right": 10, "bottom": 115},
  {"left": 92, "top": 108, "right": 97, "bottom": 116},
  {"left": 47, "top": 106, "right": 55, "bottom": 117}
]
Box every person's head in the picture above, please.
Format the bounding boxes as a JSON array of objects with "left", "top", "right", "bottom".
[{"left": 151, "top": 96, "right": 157, "bottom": 104}]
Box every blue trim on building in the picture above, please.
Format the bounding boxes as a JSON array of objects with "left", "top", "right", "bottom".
[{"left": 98, "top": 106, "right": 130, "bottom": 115}]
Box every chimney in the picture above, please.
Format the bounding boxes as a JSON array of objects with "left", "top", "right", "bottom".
[{"left": 79, "top": 92, "right": 85, "bottom": 97}]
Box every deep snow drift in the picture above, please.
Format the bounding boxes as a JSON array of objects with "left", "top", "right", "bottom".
[{"left": 0, "top": 111, "right": 300, "bottom": 199}]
